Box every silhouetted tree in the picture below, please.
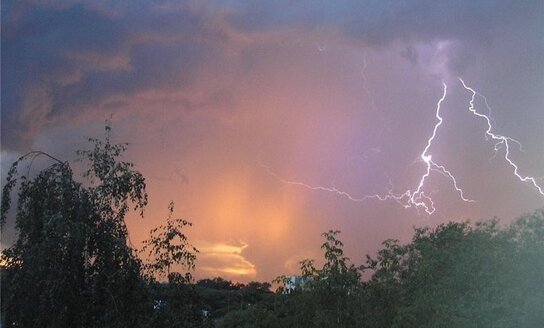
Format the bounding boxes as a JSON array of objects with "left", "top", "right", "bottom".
[
  {"left": 220, "top": 210, "right": 544, "bottom": 328},
  {"left": 141, "top": 202, "right": 209, "bottom": 328},
  {"left": 1, "top": 125, "right": 149, "bottom": 327},
  {"left": 362, "top": 210, "right": 544, "bottom": 327}
]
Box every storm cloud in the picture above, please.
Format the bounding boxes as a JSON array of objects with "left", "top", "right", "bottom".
[{"left": 3, "top": 0, "right": 542, "bottom": 150}]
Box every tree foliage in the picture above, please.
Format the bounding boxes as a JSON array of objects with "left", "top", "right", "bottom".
[
  {"left": 140, "top": 202, "right": 209, "bottom": 328},
  {"left": 1, "top": 126, "right": 149, "bottom": 327},
  {"left": 0, "top": 125, "right": 205, "bottom": 327},
  {"left": 219, "top": 210, "right": 544, "bottom": 328},
  {"left": 359, "top": 213, "right": 544, "bottom": 327},
  {"left": 141, "top": 201, "right": 198, "bottom": 282}
]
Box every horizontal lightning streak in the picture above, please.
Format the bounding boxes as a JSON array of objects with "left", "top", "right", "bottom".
[
  {"left": 260, "top": 163, "right": 391, "bottom": 202},
  {"left": 263, "top": 82, "right": 474, "bottom": 215}
]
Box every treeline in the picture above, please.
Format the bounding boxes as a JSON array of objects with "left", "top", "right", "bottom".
[
  {"left": 1, "top": 127, "right": 543, "bottom": 327},
  {"left": 196, "top": 278, "right": 273, "bottom": 320},
  {"left": 220, "top": 215, "right": 544, "bottom": 327}
]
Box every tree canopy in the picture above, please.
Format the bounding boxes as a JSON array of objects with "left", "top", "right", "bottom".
[
  {"left": 220, "top": 211, "right": 544, "bottom": 328},
  {"left": 0, "top": 125, "right": 207, "bottom": 327}
]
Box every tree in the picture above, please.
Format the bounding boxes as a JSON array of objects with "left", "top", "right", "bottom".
[
  {"left": 141, "top": 201, "right": 198, "bottom": 282},
  {"left": 298, "top": 230, "right": 362, "bottom": 327},
  {"left": 1, "top": 125, "right": 149, "bottom": 327},
  {"left": 225, "top": 210, "right": 544, "bottom": 328},
  {"left": 140, "top": 202, "right": 209, "bottom": 328},
  {"left": 268, "top": 230, "right": 363, "bottom": 328},
  {"left": 362, "top": 210, "right": 544, "bottom": 327}
]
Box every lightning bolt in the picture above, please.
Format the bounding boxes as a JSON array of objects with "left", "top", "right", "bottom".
[
  {"left": 459, "top": 78, "right": 544, "bottom": 196},
  {"left": 263, "top": 82, "right": 474, "bottom": 214},
  {"left": 263, "top": 76, "right": 543, "bottom": 213},
  {"left": 381, "top": 82, "right": 474, "bottom": 214},
  {"left": 260, "top": 162, "right": 393, "bottom": 203}
]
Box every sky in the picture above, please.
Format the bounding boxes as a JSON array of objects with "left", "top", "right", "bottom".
[{"left": 2, "top": 0, "right": 543, "bottom": 283}]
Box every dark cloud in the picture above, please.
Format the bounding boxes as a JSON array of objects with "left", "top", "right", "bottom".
[
  {"left": 48, "top": 42, "right": 206, "bottom": 116},
  {"left": 1, "top": 0, "right": 218, "bottom": 150},
  {"left": 2, "top": 2, "right": 123, "bottom": 149},
  {"left": 226, "top": 0, "right": 542, "bottom": 45},
  {"left": 2, "top": 0, "right": 542, "bottom": 150}
]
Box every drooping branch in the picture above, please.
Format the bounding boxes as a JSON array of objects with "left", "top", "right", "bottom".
[
  {"left": 1, "top": 150, "right": 68, "bottom": 227},
  {"left": 18, "top": 150, "right": 67, "bottom": 166}
]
